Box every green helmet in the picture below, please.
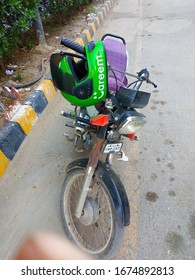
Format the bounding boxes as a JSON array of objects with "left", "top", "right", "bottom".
[{"left": 50, "top": 41, "right": 108, "bottom": 107}]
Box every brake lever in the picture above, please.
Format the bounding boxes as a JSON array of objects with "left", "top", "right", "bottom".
[
  {"left": 147, "top": 78, "right": 158, "bottom": 88},
  {"left": 152, "top": 82, "right": 158, "bottom": 88},
  {"left": 60, "top": 51, "right": 86, "bottom": 60},
  {"left": 138, "top": 69, "right": 158, "bottom": 88}
]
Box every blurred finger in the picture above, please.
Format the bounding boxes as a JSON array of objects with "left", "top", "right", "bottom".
[{"left": 14, "top": 232, "right": 92, "bottom": 260}]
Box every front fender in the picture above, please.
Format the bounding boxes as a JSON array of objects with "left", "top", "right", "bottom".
[{"left": 65, "top": 158, "right": 130, "bottom": 226}]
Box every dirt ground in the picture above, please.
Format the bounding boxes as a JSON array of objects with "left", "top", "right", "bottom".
[{"left": 0, "top": 1, "right": 106, "bottom": 128}]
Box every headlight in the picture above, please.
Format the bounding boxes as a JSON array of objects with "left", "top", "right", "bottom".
[{"left": 117, "top": 112, "right": 147, "bottom": 134}]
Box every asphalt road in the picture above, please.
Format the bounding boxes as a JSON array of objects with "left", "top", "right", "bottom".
[{"left": 0, "top": 0, "right": 195, "bottom": 260}]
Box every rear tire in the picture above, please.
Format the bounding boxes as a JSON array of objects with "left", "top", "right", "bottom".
[{"left": 60, "top": 168, "right": 124, "bottom": 259}]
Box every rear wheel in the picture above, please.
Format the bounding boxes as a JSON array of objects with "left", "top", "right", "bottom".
[{"left": 60, "top": 168, "right": 124, "bottom": 259}]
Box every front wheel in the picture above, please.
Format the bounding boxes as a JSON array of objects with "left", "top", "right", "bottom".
[{"left": 60, "top": 168, "right": 124, "bottom": 259}]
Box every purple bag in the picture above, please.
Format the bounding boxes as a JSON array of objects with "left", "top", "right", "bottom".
[{"left": 103, "top": 38, "right": 128, "bottom": 92}]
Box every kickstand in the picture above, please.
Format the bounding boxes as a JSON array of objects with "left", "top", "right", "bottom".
[{"left": 63, "top": 132, "right": 74, "bottom": 141}]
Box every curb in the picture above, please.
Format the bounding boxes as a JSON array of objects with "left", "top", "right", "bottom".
[{"left": 0, "top": 0, "right": 115, "bottom": 177}]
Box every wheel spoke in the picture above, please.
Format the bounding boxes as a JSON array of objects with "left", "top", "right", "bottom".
[
  {"left": 98, "top": 220, "right": 108, "bottom": 242},
  {"left": 92, "top": 224, "right": 102, "bottom": 248},
  {"left": 80, "top": 223, "right": 88, "bottom": 238}
]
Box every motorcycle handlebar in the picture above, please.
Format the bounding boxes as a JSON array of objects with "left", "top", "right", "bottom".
[{"left": 61, "top": 37, "right": 85, "bottom": 55}]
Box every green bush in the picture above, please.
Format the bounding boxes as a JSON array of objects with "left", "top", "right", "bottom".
[
  {"left": 39, "top": 0, "right": 92, "bottom": 21},
  {"left": 0, "top": 0, "right": 39, "bottom": 58},
  {"left": 0, "top": 0, "right": 93, "bottom": 59}
]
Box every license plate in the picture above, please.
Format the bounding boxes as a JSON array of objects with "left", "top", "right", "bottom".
[{"left": 103, "top": 142, "right": 123, "bottom": 154}]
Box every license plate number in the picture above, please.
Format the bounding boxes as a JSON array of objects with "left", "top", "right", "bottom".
[{"left": 103, "top": 142, "right": 123, "bottom": 154}]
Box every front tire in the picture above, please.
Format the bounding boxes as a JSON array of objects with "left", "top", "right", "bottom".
[{"left": 60, "top": 168, "right": 124, "bottom": 259}]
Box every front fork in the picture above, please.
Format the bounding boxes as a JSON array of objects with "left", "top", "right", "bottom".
[{"left": 75, "top": 125, "right": 108, "bottom": 219}]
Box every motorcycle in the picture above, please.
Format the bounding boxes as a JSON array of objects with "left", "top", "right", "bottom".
[{"left": 50, "top": 33, "right": 157, "bottom": 259}]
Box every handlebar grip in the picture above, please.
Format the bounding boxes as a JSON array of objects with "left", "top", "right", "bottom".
[{"left": 61, "top": 37, "right": 85, "bottom": 55}]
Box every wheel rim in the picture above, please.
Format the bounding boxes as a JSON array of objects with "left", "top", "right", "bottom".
[{"left": 63, "top": 173, "right": 114, "bottom": 254}]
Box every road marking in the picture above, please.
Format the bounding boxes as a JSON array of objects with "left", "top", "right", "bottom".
[
  {"left": 0, "top": 151, "right": 10, "bottom": 177},
  {"left": 11, "top": 105, "right": 38, "bottom": 135}
]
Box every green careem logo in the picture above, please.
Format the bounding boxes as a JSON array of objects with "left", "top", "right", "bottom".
[{"left": 94, "top": 54, "right": 105, "bottom": 100}]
